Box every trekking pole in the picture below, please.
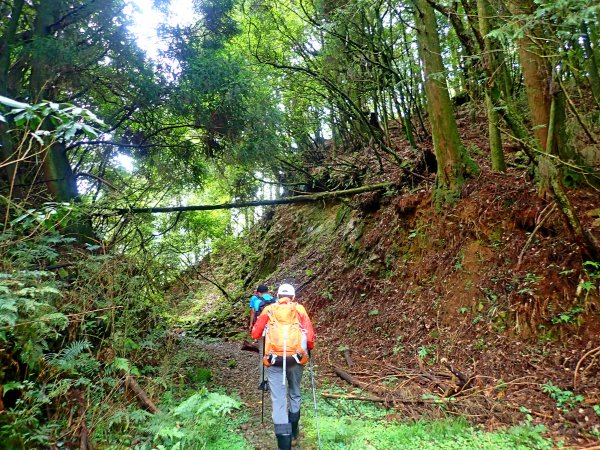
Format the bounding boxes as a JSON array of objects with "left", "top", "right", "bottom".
[
  {"left": 261, "top": 337, "right": 267, "bottom": 424},
  {"left": 261, "top": 374, "right": 265, "bottom": 424},
  {"left": 309, "top": 353, "right": 322, "bottom": 450}
]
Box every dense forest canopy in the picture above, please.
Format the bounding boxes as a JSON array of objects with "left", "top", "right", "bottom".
[
  {"left": 0, "top": 0, "right": 599, "bottom": 448},
  {"left": 1, "top": 0, "right": 598, "bottom": 252}
]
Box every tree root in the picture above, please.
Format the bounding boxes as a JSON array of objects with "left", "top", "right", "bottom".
[{"left": 574, "top": 345, "right": 600, "bottom": 389}]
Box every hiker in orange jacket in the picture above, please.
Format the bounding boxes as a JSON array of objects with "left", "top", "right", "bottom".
[{"left": 251, "top": 283, "right": 315, "bottom": 450}]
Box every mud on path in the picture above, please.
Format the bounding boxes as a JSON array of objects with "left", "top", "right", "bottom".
[{"left": 196, "top": 339, "right": 313, "bottom": 450}]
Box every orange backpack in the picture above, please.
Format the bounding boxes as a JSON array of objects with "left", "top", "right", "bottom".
[{"left": 262, "top": 302, "right": 309, "bottom": 367}]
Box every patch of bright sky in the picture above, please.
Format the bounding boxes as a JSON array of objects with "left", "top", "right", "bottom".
[
  {"left": 124, "top": 0, "right": 196, "bottom": 60},
  {"left": 111, "top": 0, "right": 196, "bottom": 174},
  {"left": 115, "top": 153, "right": 135, "bottom": 172}
]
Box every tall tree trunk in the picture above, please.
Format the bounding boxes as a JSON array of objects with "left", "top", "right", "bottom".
[
  {"left": 0, "top": 0, "right": 26, "bottom": 199},
  {"left": 477, "top": 0, "right": 506, "bottom": 171},
  {"left": 30, "top": 0, "right": 79, "bottom": 203},
  {"left": 396, "top": 81, "right": 417, "bottom": 149},
  {"left": 507, "top": 0, "right": 553, "bottom": 192},
  {"left": 0, "top": 0, "right": 24, "bottom": 93},
  {"left": 25, "top": 0, "right": 94, "bottom": 240},
  {"left": 507, "top": 0, "right": 577, "bottom": 195},
  {"left": 412, "top": 0, "right": 478, "bottom": 207},
  {"left": 581, "top": 21, "right": 600, "bottom": 109}
]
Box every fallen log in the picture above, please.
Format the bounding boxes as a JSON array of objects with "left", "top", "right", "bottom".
[
  {"left": 241, "top": 340, "right": 259, "bottom": 353},
  {"left": 334, "top": 367, "right": 357, "bottom": 386},
  {"left": 125, "top": 375, "right": 161, "bottom": 413},
  {"left": 105, "top": 182, "right": 394, "bottom": 215},
  {"left": 322, "top": 393, "right": 384, "bottom": 402},
  {"left": 334, "top": 367, "right": 393, "bottom": 397}
]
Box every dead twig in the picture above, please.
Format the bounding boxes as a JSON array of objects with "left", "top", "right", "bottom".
[
  {"left": 505, "top": 403, "right": 554, "bottom": 419},
  {"left": 441, "top": 358, "right": 475, "bottom": 395},
  {"left": 517, "top": 203, "right": 556, "bottom": 268},
  {"left": 574, "top": 345, "right": 600, "bottom": 389},
  {"left": 333, "top": 367, "right": 436, "bottom": 406}
]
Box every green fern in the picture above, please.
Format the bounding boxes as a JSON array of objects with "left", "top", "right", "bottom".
[
  {"left": 49, "top": 339, "right": 90, "bottom": 361},
  {"left": 0, "top": 299, "right": 19, "bottom": 326},
  {"left": 106, "top": 356, "right": 139, "bottom": 375},
  {"left": 173, "top": 391, "right": 241, "bottom": 419},
  {"left": 46, "top": 340, "right": 91, "bottom": 373}
]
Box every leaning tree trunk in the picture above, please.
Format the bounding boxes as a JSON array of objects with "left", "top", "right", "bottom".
[{"left": 412, "top": 0, "right": 478, "bottom": 207}]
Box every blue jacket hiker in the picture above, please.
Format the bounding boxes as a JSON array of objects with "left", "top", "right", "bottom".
[
  {"left": 249, "top": 284, "right": 276, "bottom": 392},
  {"left": 249, "top": 284, "right": 275, "bottom": 331}
]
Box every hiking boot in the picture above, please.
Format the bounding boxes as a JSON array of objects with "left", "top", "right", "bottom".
[
  {"left": 291, "top": 428, "right": 306, "bottom": 446},
  {"left": 289, "top": 410, "right": 300, "bottom": 444},
  {"left": 276, "top": 433, "right": 292, "bottom": 450}
]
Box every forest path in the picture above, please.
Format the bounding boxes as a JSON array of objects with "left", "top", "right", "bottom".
[{"left": 195, "top": 339, "right": 314, "bottom": 450}]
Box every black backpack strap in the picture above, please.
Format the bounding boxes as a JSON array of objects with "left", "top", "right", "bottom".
[{"left": 258, "top": 298, "right": 276, "bottom": 314}]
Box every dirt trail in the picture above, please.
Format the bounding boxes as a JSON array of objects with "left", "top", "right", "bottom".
[{"left": 196, "top": 340, "right": 313, "bottom": 450}]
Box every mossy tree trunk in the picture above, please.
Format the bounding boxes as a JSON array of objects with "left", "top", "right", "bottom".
[
  {"left": 509, "top": 0, "right": 552, "bottom": 148},
  {"left": 507, "top": 0, "right": 564, "bottom": 196},
  {"left": 477, "top": 0, "right": 506, "bottom": 172},
  {"left": 29, "top": 0, "right": 80, "bottom": 203},
  {"left": 23, "top": 0, "right": 95, "bottom": 240},
  {"left": 0, "top": 0, "right": 26, "bottom": 199},
  {"left": 491, "top": 79, "right": 600, "bottom": 260},
  {"left": 581, "top": 21, "right": 600, "bottom": 109},
  {"left": 412, "top": 0, "right": 478, "bottom": 207}
]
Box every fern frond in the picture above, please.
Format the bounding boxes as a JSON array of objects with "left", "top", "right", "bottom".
[{"left": 46, "top": 340, "right": 91, "bottom": 372}]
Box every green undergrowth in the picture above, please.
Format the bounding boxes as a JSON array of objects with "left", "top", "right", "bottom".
[
  {"left": 297, "top": 384, "right": 554, "bottom": 450},
  {"left": 99, "top": 387, "right": 250, "bottom": 450},
  {"left": 94, "top": 340, "right": 251, "bottom": 450}
]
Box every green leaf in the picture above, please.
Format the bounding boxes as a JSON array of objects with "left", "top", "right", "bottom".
[
  {"left": 0, "top": 95, "right": 29, "bottom": 109},
  {"left": 80, "top": 123, "right": 98, "bottom": 138},
  {"left": 2, "top": 381, "right": 24, "bottom": 394}
]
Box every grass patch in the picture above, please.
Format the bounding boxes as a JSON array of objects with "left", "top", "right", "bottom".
[{"left": 299, "top": 393, "right": 553, "bottom": 449}]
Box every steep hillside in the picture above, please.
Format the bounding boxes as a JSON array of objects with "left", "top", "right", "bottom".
[{"left": 174, "top": 117, "right": 600, "bottom": 445}]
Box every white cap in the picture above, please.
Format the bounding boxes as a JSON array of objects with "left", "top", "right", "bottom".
[{"left": 277, "top": 283, "right": 295, "bottom": 297}]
